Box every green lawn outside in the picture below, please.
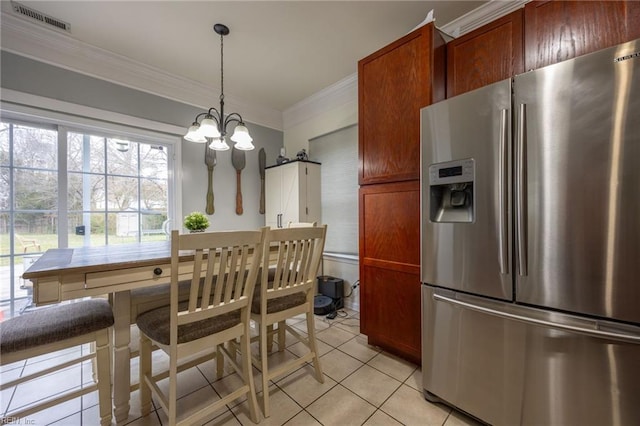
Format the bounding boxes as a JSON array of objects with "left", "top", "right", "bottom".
[{"left": 1, "top": 232, "right": 168, "bottom": 266}]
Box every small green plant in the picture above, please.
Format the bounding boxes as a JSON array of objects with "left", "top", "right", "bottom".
[{"left": 183, "top": 211, "right": 209, "bottom": 231}]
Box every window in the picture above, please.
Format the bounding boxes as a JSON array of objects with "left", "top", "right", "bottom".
[
  {"left": 0, "top": 118, "right": 177, "bottom": 318},
  {"left": 309, "top": 124, "right": 358, "bottom": 254}
]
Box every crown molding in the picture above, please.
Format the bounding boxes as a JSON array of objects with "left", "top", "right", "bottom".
[
  {"left": 282, "top": 73, "right": 357, "bottom": 130},
  {"left": 439, "top": 0, "right": 529, "bottom": 37},
  {"left": 0, "top": 12, "right": 283, "bottom": 131}
]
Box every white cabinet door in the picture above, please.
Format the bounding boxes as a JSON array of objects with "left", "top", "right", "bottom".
[
  {"left": 280, "top": 163, "right": 301, "bottom": 226},
  {"left": 265, "top": 166, "right": 283, "bottom": 228},
  {"left": 265, "top": 161, "right": 320, "bottom": 228},
  {"left": 305, "top": 163, "right": 321, "bottom": 224}
]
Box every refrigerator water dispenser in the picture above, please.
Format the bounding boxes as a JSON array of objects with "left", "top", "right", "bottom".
[{"left": 429, "top": 159, "right": 474, "bottom": 223}]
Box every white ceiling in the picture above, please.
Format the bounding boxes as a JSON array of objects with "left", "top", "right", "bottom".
[{"left": 2, "top": 0, "right": 487, "bottom": 116}]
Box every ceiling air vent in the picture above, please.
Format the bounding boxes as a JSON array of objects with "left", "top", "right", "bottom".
[{"left": 11, "top": 1, "right": 71, "bottom": 32}]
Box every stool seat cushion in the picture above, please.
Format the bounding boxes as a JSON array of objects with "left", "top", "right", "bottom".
[
  {"left": 136, "top": 302, "right": 241, "bottom": 346},
  {"left": 251, "top": 287, "right": 306, "bottom": 314},
  {"left": 0, "top": 299, "right": 114, "bottom": 354}
]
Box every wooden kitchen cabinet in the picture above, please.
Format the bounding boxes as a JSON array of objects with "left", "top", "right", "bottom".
[
  {"left": 358, "top": 23, "right": 445, "bottom": 185},
  {"left": 447, "top": 10, "right": 524, "bottom": 98},
  {"left": 264, "top": 160, "right": 320, "bottom": 229},
  {"left": 357, "top": 23, "right": 444, "bottom": 364},
  {"left": 524, "top": 0, "right": 640, "bottom": 71},
  {"left": 359, "top": 181, "right": 421, "bottom": 364}
]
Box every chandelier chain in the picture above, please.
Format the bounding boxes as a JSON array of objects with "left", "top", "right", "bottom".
[{"left": 219, "top": 31, "right": 224, "bottom": 103}]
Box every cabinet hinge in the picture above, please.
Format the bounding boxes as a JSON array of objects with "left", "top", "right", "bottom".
[
  {"left": 305, "top": 166, "right": 308, "bottom": 175},
  {"left": 306, "top": 207, "right": 309, "bottom": 215}
]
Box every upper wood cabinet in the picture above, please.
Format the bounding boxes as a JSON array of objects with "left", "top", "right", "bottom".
[
  {"left": 358, "top": 23, "right": 445, "bottom": 185},
  {"left": 525, "top": 0, "right": 640, "bottom": 71},
  {"left": 447, "top": 10, "right": 524, "bottom": 98}
]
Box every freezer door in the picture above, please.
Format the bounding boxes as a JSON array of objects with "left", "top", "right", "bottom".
[
  {"left": 421, "top": 79, "right": 512, "bottom": 300},
  {"left": 422, "top": 286, "right": 640, "bottom": 426},
  {"left": 514, "top": 39, "right": 640, "bottom": 324}
]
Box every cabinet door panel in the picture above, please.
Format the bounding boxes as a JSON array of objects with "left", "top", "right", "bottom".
[
  {"left": 525, "top": 0, "right": 640, "bottom": 71},
  {"left": 447, "top": 9, "right": 523, "bottom": 97},
  {"left": 281, "top": 163, "right": 301, "bottom": 225},
  {"left": 359, "top": 181, "right": 420, "bottom": 267},
  {"left": 265, "top": 167, "right": 282, "bottom": 228},
  {"left": 359, "top": 25, "right": 441, "bottom": 185},
  {"left": 360, "top": 265, "right": 421, "bottom": 364},
  {"left": 359, "top": 181, "right": 421, "bottom": 363}
]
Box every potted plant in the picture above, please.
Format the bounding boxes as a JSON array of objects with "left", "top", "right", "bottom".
[{"left": 183, "top": 211, "right": 209, "bottom": 233}]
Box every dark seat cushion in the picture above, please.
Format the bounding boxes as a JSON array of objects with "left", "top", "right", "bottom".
[
  {"left": 136, "top": 302, "right": 241, "bottom": 346},
  {"left": 0, "top": 299, "right": 114, "bottom": 354},
  {"left": 251, "top": 285, "right": 307, "bottom": 314}
]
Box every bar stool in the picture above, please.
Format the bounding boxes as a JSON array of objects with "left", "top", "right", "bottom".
[{"left": 0, "top": 299, "right": 114, "bottom": 426}]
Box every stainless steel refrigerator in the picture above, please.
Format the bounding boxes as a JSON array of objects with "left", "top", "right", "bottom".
[{"left": 421, "top": 39, "right": 640, "bottom": 425}]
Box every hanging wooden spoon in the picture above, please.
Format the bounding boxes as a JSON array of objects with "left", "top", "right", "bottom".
[
  {"left": 204, "top": 145, "right": 216, "bottom": 215},
  {"left": 231, "top": 146, "right": 245, "bottom": 215}
]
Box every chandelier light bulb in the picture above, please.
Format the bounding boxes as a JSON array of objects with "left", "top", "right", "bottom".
[
  {"left": 184, "top": 123, "right": 207, "bottom": 143},
  {"left": 199, "top": 117, "right": 221, "bottom": 138},
  {"left": 208, "top": 137, "right": 230, "bottom": 151}
]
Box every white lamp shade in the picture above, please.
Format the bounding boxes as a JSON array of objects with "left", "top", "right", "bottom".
[
  {"left": 199, "top": 117, "right": 221, "bottom": 138},
  {"left": 234, "top": 139, "right": 255, "bottom": 151},
  {"left": 184, "top": 124, "right": 207, "bottom": 143},
  {"left": 209, "top": 137, "right": 230, "bottom": 151},
  {"left": 230, "top": 125, "right": 254, "bottom": 150}
]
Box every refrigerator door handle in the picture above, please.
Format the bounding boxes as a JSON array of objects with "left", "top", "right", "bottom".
[
  {"left": 498, "top": 108, "right": 509, "bottom": 275},
  {"left": 516, "top": 103, "right": 527, "bottom": 276},
  {"left": 433, "top": 293, "right": 640, "bottom": 344}
]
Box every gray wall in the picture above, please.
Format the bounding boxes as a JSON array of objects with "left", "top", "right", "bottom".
[{"left": 0, "top": 51, "right": 284, "bottom": 231}]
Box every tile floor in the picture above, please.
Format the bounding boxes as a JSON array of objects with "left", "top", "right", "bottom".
[{"left": 1, "top": 309, "right": 482, "bottom": 426}]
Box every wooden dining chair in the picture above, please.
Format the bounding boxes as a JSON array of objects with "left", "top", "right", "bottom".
[
  {"left": 136, "top": 228, "right": 266, "bottom": 425},
  {"left": 251, "top": 225, "right": 327, "bottom": 417},
  {"left": 0, "top": 299, "right": 114, "bottom": 425}
]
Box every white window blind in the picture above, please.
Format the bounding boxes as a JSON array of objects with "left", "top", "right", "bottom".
[{"left": 309, "top": 124, "right": 358, "bottom": 255}]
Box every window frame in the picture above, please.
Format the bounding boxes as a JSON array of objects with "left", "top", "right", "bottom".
[{"left": 1, "top": 90, "right": 183, "bottom": 316}]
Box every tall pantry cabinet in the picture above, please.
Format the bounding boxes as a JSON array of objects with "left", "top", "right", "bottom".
[
  {"left": 265, "top": 160, "right": 321, "bottom": 229},
  {"left": 358, "top": 23, "right": 445, "bottom": 364}
]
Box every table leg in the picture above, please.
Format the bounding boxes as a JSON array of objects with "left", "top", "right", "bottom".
[{"left": 112, "top": 290, "right": 131, "bottom": 423}]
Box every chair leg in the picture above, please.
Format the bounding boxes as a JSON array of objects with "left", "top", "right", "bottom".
[
  {"left": 260, "top": 321, "right": 271, "bottom": 418},
  {"left": 241, "top": 323, "right": 260, "bottom": 423},
  {"left": 168, "top": 349, "right": 179, "bottom": 426},
  {"left": 266, "top": 324, "right": 274, "bottom": 352},
  {"left": 216, "top": 344, "right": 224, "bottom": 379},
  {"left": 89, "top": 340, "right": 98, "bottom": 383},
  {"left": 306, "top": 311, "right": 324, "bottom": 383},
  {"left": 95, "top": 330, "right": 113, "bottom": 426},
  {"left": 277, "top": 321, "right": 286, "bottom": 352},
  {"left": 139, "top": 333, "right": 152, "bottom": 416}
]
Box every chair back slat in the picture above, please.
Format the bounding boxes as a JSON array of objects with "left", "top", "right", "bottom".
[
  {"left": 232, "top": 246, "right": 250, "bottom": 301},
  {"left": 211, "top": 249, "right": 225, "bottom": 305},
  {"left": 170, "top": 229, "right": 266, "bottom": 340},
  {"left": 200, "top": 251, "right": 215, "bottom": 308},
  {"left": 263, "top": 225, "right": 327, "bottom": 301},
  {"left": 188, "top": 249, "right": 204, "bottom": 312}
]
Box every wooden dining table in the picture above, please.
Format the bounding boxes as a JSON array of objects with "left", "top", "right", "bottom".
[{"left": 22, "top": 241, "right": 182, "bottom": 424}]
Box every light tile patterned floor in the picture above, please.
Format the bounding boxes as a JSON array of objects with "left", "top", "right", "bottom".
[{"left": 1, "top": 309, "right": 483, "bottom": 426}]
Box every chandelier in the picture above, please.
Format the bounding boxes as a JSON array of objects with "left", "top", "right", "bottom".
[{"left": 183, "top": 24, "right": 254, "bottom": 151}]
